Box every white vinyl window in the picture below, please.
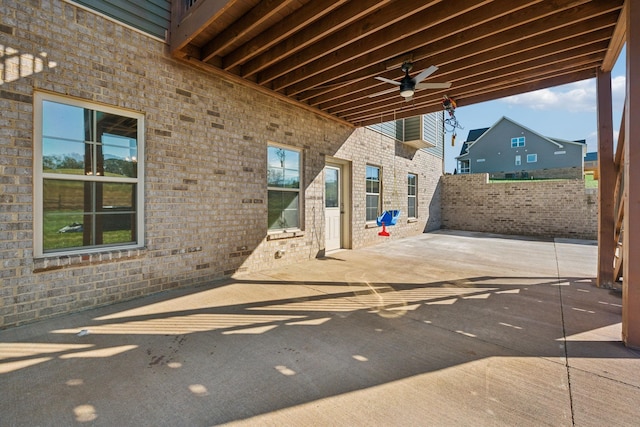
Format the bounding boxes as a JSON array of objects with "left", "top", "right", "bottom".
[
  {"left": 458, "top": 160, "right": 470, "bottom": 173},
  {"left": 407, "top": 173, "right": 417, "bottom": 218},
  {"left": 515, "top": 155, "right": 521, "bottom": 166},
  {"left": 527, "top": 153, "right": 538, "bottom": 163},
  {"left": 366, "top": 165, "right": 381, "bottom": 221},
  {"left": 34, "top": 92, "right": 144, "bottom": 257},
  {"left": 511, "top": 136, "right": 525, "bottom": 147},
  {"left": 267, "top": 144, "right": 301, "bottom": 231}
]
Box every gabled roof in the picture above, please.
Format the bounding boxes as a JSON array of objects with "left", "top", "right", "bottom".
[
  {"left": 466, "top": 127, "right": 490, "bottom": 142},
  {"left": 456, "top": 116, "right": 585, "bottom": 159},
  {"left": 458, "top": 127, "right": 489, "bottom": 156}
]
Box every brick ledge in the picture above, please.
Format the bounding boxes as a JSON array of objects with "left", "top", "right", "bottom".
[{"left": 33, "top": 248, "right": 145, "bottom": 273}]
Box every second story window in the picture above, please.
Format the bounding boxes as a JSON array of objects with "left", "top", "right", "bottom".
[{"left": 511, "top": 137, "right": 525, "bottom": 148}]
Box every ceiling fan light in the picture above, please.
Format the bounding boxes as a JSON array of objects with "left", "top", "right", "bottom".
[
  {"left": 400, "top": 79, "right": 415, "bottom": 97},
  {"left": 400, "top": 88, "right": 414, "bottom": 97}
]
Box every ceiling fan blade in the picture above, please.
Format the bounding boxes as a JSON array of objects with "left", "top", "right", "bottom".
[
  {"left": 415, "top": 82, "right": 452, "bottom": 89},
  {"left": 374, "top": 76, "right": 401, "bottom": 86},
  {"left": 413, "top": 65, "right": 439, "bottom": 84},
  {"left": 368, "top": 87, "right": 400, "bottom": 97}
]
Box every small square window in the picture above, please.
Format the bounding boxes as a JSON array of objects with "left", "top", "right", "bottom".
[
  {"left": 527, "top": 154, "right": 537, "bottom": 163},
  {"left": 511, "top": 137, "right": 525, "bottom": 148}
]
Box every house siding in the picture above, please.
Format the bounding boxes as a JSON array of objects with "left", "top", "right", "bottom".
[
  {"left": 422, "top": 111, "right": 445, "bottom": 159},
  {"left": 69, "top": 0, "right": 170, "bottom": 39},
  {"left": 0, "top": 0, "right": 442, "bottom": 328},
  {"left": 459, "top": 118, "right": 584, "bottom": 178}
]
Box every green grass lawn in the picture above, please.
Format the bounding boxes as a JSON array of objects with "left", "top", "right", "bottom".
[
  {"left": 584, "top": 173, "right": 598, "bottom": 188},
  {"left": 488, "top": 174, "right": 598, "bottom": 188},
  {"left": 44, "top": 212, "right": 135, "bottom": 251}
]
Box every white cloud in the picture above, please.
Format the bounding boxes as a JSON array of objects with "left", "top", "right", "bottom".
[
  {"left": 612, "top": 75, "right": 626, "bottom": 112},
  {"left": 585, "top": 127, "right": 620, "bottom": 154},
  {"left": 501, "top": 80, "right": 597, "bottom": 113}
]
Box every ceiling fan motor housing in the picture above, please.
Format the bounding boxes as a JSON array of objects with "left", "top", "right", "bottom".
[{"left": 400, "top": 72, "right": 415, "bottom": 97}]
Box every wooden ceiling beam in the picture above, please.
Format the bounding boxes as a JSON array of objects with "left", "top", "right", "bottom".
[
  {"left": 602, "top": 0, "right": 627, "bottom": 71},
  {"left": 310, "top": 10, "right": 617, "bottom": 112},
  {"left": 169, "top": 0, "right": 238, "bottom": 54},
  {"left": 221, "top": 0, "right": 348, "bottom": 70},
  {"left": 201, "top": 0, "right": 296, "bottom": 62},
  {"left": 170, "top": 0, "right": 625, "bottom": 127},
  {"left": 257, "top": 0, "right": 442, "bottom": 86},
  {"left": 268, "top": 0, "right": 487, "bottom": 91},
  {"left": 240, "top": 0, "right": 391, "bottom": 79},
  {"left": 356, "top": 68, "right": 597, "bottom": 126},
  {"left": 345, "top": 56, "right": 601, "bottom": 122},
  {"left": 326, "top": 36, "right": 610, "bottom": 116},
  {"left": 309, "top": 19, "right": 614, "bottom": 109},
  {"left": 344, "top": 59, "right": 601, "bottom": 123},
  {"left": 282, "top": 0, "right": 599, "bottom": 98},
  {"left": 277, "top": 0, "right": 536, "bottom": 95}
]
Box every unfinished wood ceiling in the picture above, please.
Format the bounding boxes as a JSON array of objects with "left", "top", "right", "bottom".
[{"left": 170, "top": 0, "right": 625, "bottom": 127}]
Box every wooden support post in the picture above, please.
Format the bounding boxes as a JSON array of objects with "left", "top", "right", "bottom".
[
  {"left": 622, "top": 0, "right": 640, "bottom": 349},
  {"left": 596, "top": 69, "right": 615, "bottom": 288}
]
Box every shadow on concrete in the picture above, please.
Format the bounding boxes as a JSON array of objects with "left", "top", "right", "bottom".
[{"left": 1, "top": 232, "right": 638, "bottom": 426}]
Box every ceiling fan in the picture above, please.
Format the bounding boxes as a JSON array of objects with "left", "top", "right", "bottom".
[{"left": 369, "top": 61, "right": 451, "bottom": 100}]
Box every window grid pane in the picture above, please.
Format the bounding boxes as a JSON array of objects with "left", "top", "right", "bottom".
[
  {"left": 366, "top": 165, "right": 381, "bottom": 221},
  {"left": 408, "top": 173, "right": 417, "bottom": 218},
  {"left": 511, "top": 136, "right": 525, "bottom": 148},
  {"left": 267, "top": 146, "right": 301, "bottom": 230},
  {"left": 39, "top": 96, "right": 141, "bottom": 255}
]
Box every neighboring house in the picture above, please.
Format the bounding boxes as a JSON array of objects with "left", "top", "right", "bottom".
[
  {"left": 0, "top": 1, "right": 444, "bottom": 328},
  {"left": 584, "top": 152, "right": 599, "bottom": 178},
  {"left": 456, "top": 117, "right": 586, "bottom": 179}
]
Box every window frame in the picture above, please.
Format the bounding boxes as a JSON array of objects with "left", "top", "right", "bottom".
[
  {"left": 527, "top": 153, "right": 538, "bottom": 163},
  {"left": 458, "top": 160, "right": 470, "bottom": 173},
  {"left": 511, "top": 136, "right": 525, "bottom": 148},
  {"left": 33, "top": 92, "right": 145, "bottom": 257},
  {"left": 407, "top": 173, "right": 417, "bottom": 219},
  {"left": 365, "top": 164, "right": 381, "bottom": 222},
  {"left": 267, "top": 143, "right": 303, "bottom": 232},
  {"left": 515, "top": 155, "right": 521, "bottom": 166}
]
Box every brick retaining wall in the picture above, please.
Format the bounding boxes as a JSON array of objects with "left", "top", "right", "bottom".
[{"left": 441, "top": 174, "right": 597, "bottom": 240}]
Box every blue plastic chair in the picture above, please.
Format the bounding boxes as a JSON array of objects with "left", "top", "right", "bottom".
[{"left": 376, "top": 210, "right": 401, "bottom": 226}]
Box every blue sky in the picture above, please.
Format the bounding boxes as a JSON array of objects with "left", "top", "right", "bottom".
[{"left": 443, "top": 47, "right": 627, "bottom": 173}]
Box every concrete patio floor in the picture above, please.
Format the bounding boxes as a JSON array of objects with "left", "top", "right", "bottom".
[{"left": 1, "top": 230, "right": 639, "bottom": 426}]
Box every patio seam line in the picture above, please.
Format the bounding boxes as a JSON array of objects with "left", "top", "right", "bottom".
[{"left": 554, "top": 240, "right": 576, "bottom": 426}]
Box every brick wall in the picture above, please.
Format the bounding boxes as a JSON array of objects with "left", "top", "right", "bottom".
[
  {"left": 0, "top": 1, "right": 442, "bottom": 328},
  {"left": 441, "top": 174, "right": 597, "bottom": 240}
]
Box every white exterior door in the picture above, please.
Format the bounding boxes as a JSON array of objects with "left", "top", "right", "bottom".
[{"left": 325, "top": 165, "right": 341, "bottom": 251}]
